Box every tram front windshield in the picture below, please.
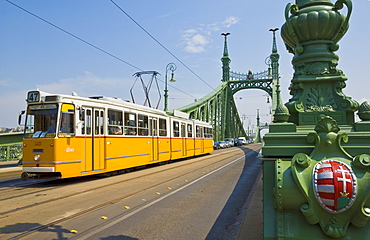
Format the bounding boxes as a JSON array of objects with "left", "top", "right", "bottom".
[{"left": 24, "top": 104, "right": 59, "bottom": 138}]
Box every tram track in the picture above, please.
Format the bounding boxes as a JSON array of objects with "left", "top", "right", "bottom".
[
  {"left": 1, "top": 144, "right": 261, "bottom": 239},
  {"left": 0, "top": 145, "right": 260, "bottom": 215},
  {"left": 0, "top": 179, "right": 70, "bottom": 202}
]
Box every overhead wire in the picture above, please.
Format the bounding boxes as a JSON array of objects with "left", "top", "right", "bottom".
[
  {"left": 5, "top": 0, "right": 198, "bottom": 99},
  {"left": 6, "top": 0, "right": 142, "bottom": 71},
  {"left": 109, "top": 0, "right": 216, "bottom": 91}
]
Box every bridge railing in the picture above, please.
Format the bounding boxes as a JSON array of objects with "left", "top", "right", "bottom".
[
  {"left": 230, "top": 70, "right": 271, "bottom": 81},
  {"left": 0, "top": 143, "right": 22, "bottom": 161},
  {"left": 0, "top": 132, "right": 23, "bottom": 161}
]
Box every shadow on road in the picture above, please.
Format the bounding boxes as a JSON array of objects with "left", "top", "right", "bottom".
[{"left": 205, "top": 145, "right": 262, "bottom": 240}]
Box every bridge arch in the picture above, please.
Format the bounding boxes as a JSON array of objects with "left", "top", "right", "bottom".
[{"left": 176, "top": 30, "right": 280, "bottom": 141}]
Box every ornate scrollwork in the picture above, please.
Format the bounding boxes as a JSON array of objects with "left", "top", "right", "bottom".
[
  {"left": 284, "top": 3, "right": 304, "bottom": 54},
  {"left": 314, "top": 116, "right": 340, "bottom": 133},
  {"left": 290, "top": 116, "right": 370, "bottom": 238},
  {"left": 306, "top": 85, "right": 336, "bottom": 111}
]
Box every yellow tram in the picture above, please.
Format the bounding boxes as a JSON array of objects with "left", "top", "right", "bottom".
[{"left": 21, "top": 90, "right": 213, "bottom": 180}]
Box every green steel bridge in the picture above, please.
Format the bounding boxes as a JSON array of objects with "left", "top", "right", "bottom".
[
  {"left": 176, "top": 30, "right": 279, "bottom": 141},
  {"left": 0, "top": 132, "right": 23, "bottom": 161}
]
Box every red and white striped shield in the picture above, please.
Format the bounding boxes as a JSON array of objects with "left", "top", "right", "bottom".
[{"left": 313, "top": 160, "right": 357, "bottom": 213}]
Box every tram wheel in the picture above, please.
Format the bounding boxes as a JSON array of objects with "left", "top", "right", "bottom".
[{"left": 21, "top": 172, "right": 29, "bottom": 181}]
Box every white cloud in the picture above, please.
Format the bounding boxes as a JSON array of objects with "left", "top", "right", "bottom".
[
  {"left": 184, "top": 28, "right": 198, "bottom": 34},
  {"left": 223, "top": 16, "right": 240, "bottom": 28},
  {"left": 0, "top": 79, "right": 12, "bottom": 87},
  {"left": 183, "top": 33, "right": 209, "bottom": 53},
  {"left": 182, "top": 16, "right": 240, "bottom": 53}
]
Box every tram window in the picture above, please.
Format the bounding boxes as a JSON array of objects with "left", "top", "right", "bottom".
[
  {"left": 138, "top": 114, "right": 148, "bottom": 136},
  {"left": 159, "top": 118, "right": 167, "bottom": 136},
  {"left": 124, "top": 112, "right": 137, "bottom": 135},
  {"left": 150, "top": 118, "right": 158, "bottom": 136},
  {"left": 95, "top": 110, "right": 100, "bottom": 134},
  {"left": 204, "top": 127, "right": 213, "bottom": 138},
  {"left": 58, "top": 104, "right": 75, "bottom": 137},
  {"left": 181, "top": 123, "right": 186, "bottom": 138},
  {"left": 100, "top": 111, "right": 104, "bottom": 134},
  {"left": 187, "top": 124, "right": 193, "bottom": 138},
  {"left": 25, "top": 114, "right": 35, "bottom": 134},
  {"left": 24, "top": 104, "right": 58, "bottom": 138},
  {"left": 81, "top": 109, "right": 85, "bottom": 134},
  {"left": 173, "top": 121, "right": 180, "bottom": 137},
  {"left": 108, "top": 110, "right": 123, "bottom": 135},
  {"left": 196, "top": 125, "right": 203, "bottom": 138},
  {"left": 86, "top": 110, "right": 92, "bottom": 135}
]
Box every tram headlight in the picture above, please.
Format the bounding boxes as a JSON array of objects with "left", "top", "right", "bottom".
[{"left": 34, "top": 154, "right": 41, "bottom": 161}]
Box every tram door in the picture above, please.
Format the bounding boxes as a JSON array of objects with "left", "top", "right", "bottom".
[
  {"left": 181, "top": 123, "right": 187, "bottom": 156},
  {"left": 150, "top": 117, "right": 159, "bottom": 162},
  {"left": 196, "top": 125, "right": 205, "bottom": 154},
  {"left": 82, "top": 107, "right": 105, "bottom": 172},
  {"left": 200, "top": 126, "right": 205, "bottom": 153}
]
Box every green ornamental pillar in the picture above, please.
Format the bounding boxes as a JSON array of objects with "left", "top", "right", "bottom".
[
  {"left": 281, "top": 0, "right": 358, "bottom": 125},
  {"left": 261, "top": 0, "right": 370, "bottom": 239},
  {"left": 255, "top": 109, "right": 262, "bottom": 143}
]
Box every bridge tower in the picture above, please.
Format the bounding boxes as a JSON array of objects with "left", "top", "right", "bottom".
[{"left": 176, "top": 30, "right": 279, "bottom": 141}]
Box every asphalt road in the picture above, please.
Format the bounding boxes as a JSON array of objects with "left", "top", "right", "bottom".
[{"left": 1, "top": 144, "right": 262, "bottom": 240}]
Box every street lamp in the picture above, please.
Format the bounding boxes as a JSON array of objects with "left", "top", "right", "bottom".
[{"left": 164, "top": 63, "right": 177, "bottom": 112}]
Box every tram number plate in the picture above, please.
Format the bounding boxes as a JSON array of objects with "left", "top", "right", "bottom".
[{"left": 27, "top": 91, "right": 40, "bottom": 103}]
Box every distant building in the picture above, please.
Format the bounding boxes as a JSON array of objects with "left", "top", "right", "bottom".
[{"left": 0, "top": 127, "right": 24, "bottom": 133}]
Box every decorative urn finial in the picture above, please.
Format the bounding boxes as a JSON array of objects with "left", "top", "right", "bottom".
[
  {"left": 358, "top": 101, "right": 370, "bottom": 121},
  {"left": 280, "top": 0, "right": 358, "bottom": 126}
]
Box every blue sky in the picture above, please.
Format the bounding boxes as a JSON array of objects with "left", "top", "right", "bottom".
[{"left": 1, "top": 0, "right": 369, "bottom": 131}]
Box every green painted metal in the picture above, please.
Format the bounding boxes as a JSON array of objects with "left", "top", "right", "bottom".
[
  {"left": 177, "top": 32, "right": 278, "bottom": 141},
  {"left": 0, "top": 132, "right": 23, "bottom": 161},
  {"left": 164, "top": 63, "right": 177, "bottom": 112},
  {"left": 261, "top": 0, "right": 370, "bottom": 239},
  {"left": 282, "top": 0, "right": 358, "bottom": 125},
  {"left": 254, "top": 109, "right": 262, "bottom": 143}
]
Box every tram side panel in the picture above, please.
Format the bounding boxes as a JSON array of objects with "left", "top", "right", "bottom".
[
  {"left": 56, "top": 138, "right": 84, "bottom": 178},
  {"left": 203, "top": 138, "right": 214, "bottom": 154},
  {"left": 105, "top": 136, "right": 153, "bottom": 171},
  {"left": 203, "top": 126, "right": 214, "bottom": 154},
  {"left": 158, "top": 137, "right": 171, "bottom": 162},
  {"left": 194, "top": 125, "right": 205, "bottom": 156},
  {"left": 170, "top": 118, "right": 194, "bottom": 160},
  {"left": 186, "top": 137, "right": 195, "bottom": 157},
  {"left": 194, "top": 124, "right": 213, "bottom": 155}
]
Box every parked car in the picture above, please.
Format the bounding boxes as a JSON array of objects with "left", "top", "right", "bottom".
[
  {"left": 238, "top": 137, "right": 247, "bottom": 145},
  {"left": 224, "top": 138, "right": 234, "bottom": 147},
  {"left": 234, "top": 138, "right": 242, "bottom": 146},
  {"left": 218, "top": 141, "right": 227, "bottom": 149},
  {"left": 213, "top": 141, "right": 220, "bottom": 150},
  {"left": 224, "top": 140, "right": 232, "bottom": 148}
]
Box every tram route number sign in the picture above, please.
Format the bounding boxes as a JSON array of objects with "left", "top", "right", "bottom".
[{"left": 27, "top": 91, "right": 40, "bottom": 103}]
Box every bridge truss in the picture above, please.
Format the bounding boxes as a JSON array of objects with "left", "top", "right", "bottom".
[{"left": 176, "top": 31, "right": 280, "bottom": 141}]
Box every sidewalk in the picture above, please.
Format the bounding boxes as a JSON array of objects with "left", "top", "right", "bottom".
[
  {"left": 237, "top": 176, "right": 263, "bottom": 239},
  {"left": 0, "top": 160, "right": 22, "bottom": 177}
]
